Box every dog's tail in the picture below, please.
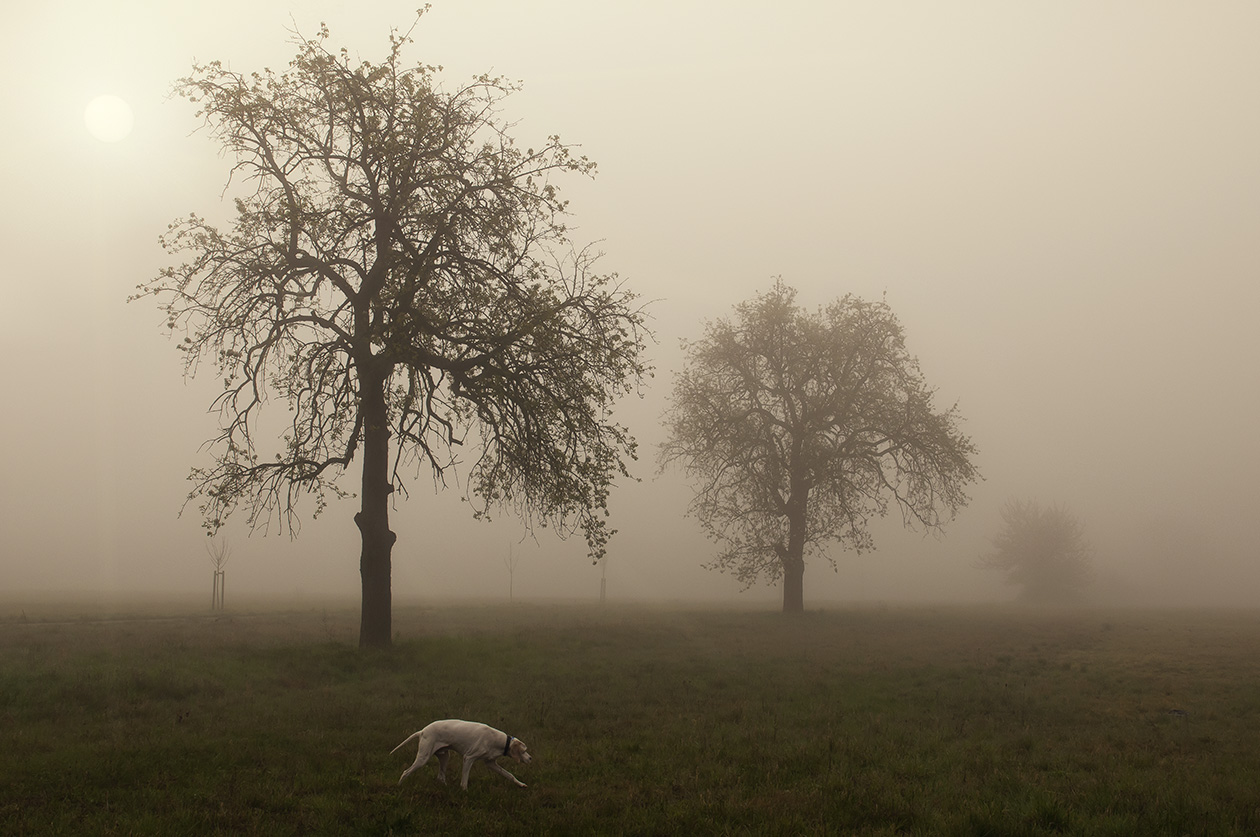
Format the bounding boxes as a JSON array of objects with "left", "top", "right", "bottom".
[{"left": 391, "top": 730, "right": 422, "bottom": 755}]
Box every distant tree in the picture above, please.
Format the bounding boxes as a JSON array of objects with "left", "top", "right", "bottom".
[
  {"left": 504, "top": 543, "right": 520, "bottom": 603},
  {"left": 660, "top": 280, "right": 980, "bottom": 612},
  {"left": 978, "top": 499, "right": 1093, "bottom": 603},
  {"left": 206, "top": 538, "right": 230, "bottom": 610},
  {"left": 132, "top": 17, "right": 649, "bottom": 647}
]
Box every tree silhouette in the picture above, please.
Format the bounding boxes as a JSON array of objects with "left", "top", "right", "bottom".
[
  {"left": 661, "top": 280, "right": 979, "bottom": 611},
  {"left": 978, "top": 499, "right": 1093, "bottom": 603},
  {"left": 206, "top": 538, "right": 230, "bottom": 610},
  {"left": 504, "top": 543, "right": 520, "bottom": 603},
  {"left": 134, "top": 17, "right": 649, "bottom": 646}
]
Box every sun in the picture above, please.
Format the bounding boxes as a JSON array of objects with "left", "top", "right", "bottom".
[{"left": 84, "top": 94, "right": 134, "bottom": 142}]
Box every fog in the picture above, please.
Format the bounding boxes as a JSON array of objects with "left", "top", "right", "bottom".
[{"left": 2, "top": 2, "right": 1257, "bottom": 609}]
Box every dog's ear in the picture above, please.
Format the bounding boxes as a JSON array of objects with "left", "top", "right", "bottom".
[{"left": 510, "top": 738, "right": 531, "bottom": 762}]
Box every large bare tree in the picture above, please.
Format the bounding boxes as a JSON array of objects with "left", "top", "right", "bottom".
[
  {"left": 661, "top": 280, "right": 978, "bottom": 611},
  {"left": 134, "top": 19, "right": 649, "bottom": 646}
]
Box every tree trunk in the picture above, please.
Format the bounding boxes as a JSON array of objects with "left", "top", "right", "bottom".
[
  {"left": 781, "top": 491, "right": 808, "bottom": 613},
  {"left": 357, "top": 371, "right": 397, "bottom": 648},
  {"left": 782, "top": 555, "right": 805, "bottom": 612}
]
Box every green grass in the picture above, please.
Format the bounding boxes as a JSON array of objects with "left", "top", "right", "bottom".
[{"left": 2, "top": 602, "right": 1260, "bottom": 835}]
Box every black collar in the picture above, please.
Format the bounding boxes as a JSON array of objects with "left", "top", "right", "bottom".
[{"left": 502, "top": 733, "right": 514, "bottom": 757}]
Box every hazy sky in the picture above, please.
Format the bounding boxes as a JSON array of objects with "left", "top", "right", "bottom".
[{"left": 2, "top": 2, "right": 1257, "bottom": 607}]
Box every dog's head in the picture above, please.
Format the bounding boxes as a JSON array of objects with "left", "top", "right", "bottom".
[{"left": 509, "top": 737, "right": 532, "bottom": 764}]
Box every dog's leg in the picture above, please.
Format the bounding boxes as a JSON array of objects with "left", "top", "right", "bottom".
[
  {"left": 460, "top": 755, "right": 478, "bottom": 790},
  {"left": 486, "top": 761, "right": 528, "bottom": 788},
  {"left": 398, "top": 738, "right": 436, "bottom": 785},
  {"left": 435, "top": 748, "right": 450, "bottom": 785}
]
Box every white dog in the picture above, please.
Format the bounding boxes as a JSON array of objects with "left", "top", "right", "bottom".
[{"left": 391, "top": 719, "right": 532, "bottom": 789}]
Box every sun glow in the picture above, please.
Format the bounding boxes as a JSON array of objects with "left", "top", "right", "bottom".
[{"left": 84, "top": 94, "right": 134, "bottom": 142}]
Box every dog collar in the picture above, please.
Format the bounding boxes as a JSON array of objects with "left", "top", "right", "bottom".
[{"left": 503, "top": 733, "right": 513, "bottom": 757}]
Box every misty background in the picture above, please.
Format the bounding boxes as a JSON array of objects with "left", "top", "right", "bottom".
[{"left": 1, "top": 1, "right": 1257, "bottom": 607}]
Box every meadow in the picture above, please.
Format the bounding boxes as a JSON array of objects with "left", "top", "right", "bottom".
[{"left": 2, "top": 599, "right": 1259, "bottom": 835}]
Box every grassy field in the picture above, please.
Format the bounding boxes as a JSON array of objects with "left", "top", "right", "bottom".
[{"left": 2, "top": 600, "right": 1260, "bottom": 835}]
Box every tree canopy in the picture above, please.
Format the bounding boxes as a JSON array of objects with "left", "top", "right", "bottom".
[
  {"left": 660, "top": 280, "right": 979, "bottom": 611},
  {"left": 133, "top": 17, "right": 649, "bottom": 646},
  {"left": 978, "top": 499, "right": 1093, "bottom": 603}
]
